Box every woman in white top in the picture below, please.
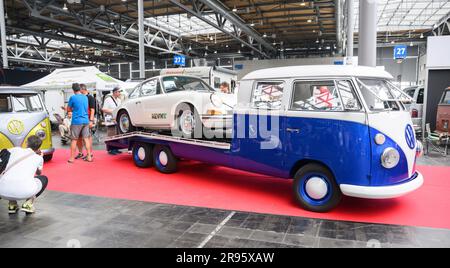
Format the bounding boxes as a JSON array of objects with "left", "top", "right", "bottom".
[{"left": 0, "top": 136, "right": 48, "bottom": 214}]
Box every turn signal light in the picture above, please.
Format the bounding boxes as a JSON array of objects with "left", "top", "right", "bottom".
[{"left": 207, "top": 110, "right": 223, "bottom": 115}]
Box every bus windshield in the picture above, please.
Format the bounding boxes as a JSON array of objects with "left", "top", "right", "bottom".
[
  {"left": 10, "top": 94, "right": 44, "bottom": 112},
  {"left": 357, "top": 79, "right": 409, "bottom": 112}
]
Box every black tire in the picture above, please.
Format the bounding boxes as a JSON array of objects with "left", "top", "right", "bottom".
[
  {"left": 132, "top": 143, "right": 153, "bottom": 168},
  {"left": 293, "top": 163, "right": 342, "bottom": 213},
  {"left": 117, "top": 110, "right": 136, "bottom": 134},
  {"left": 43, "top": 154, "right": 53, "bottom": 162},
  {"left": 174, "top": 104, "right": 202, "bottom": 139},
  {"left": 153, "top": 145, "right": 178, "bottom": 174}
]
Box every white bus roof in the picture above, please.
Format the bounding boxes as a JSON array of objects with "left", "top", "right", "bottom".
[{"left": 241, "top": 65, "right": 393, "bottom": 81}]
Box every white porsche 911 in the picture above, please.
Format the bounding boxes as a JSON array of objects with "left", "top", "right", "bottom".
[{"left": 113, "top": 75, "right": 236, "bottom": 138}]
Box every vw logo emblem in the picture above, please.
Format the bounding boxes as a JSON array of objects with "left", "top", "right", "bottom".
[
  {"left": 405, "top": 125, "right": 416, "bottom": 149},
  {"left": 7, "top": 120, "right": 24, "bottom": 135}
]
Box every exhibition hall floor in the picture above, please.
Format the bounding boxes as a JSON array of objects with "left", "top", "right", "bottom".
[{"left": 0, "top": 134, "right": 449, "bottom": 248}]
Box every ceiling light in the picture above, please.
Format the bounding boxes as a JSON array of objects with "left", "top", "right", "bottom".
[
  {"left": 420, "top": 33, "right": 424, "bottom": 39},
  {"left": 232, "top": 6, "right": 237, "bottom": 12},
  {"left": 214, "top": 50, "right": 217, "bottom": 54},
  {"left": 307, "top": 19, "right": 312, "bottom": 23},
  {"left": 238, "top": 50, "right": 241, "bottom": 54},
  {"left": 410, "top": 42, "right": 414, "bottom": 47},
  {"left": 63, "top": 3, "right": 68, "bottom": 10},
  {"left": 391, "top": 40, "right": 395, "bottom": 44},
  {"left": 263, "top": 33, "right": 267, "bottom": 38},
  {"left": 110, "top": 21, "right": 114, "bottom": 25},
  {"left": 316, "top": 39, "right": 319, "bottom": 44},
  {"left": 300, "top": 2, "right": 306, "bottom": 6},
  {"left": 250, "top": 22, "right": 255, "bottom": 27}
]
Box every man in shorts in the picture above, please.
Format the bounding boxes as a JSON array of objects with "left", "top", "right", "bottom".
[{"left": 67, "top": 83, "right": 93, "bottom": 163}]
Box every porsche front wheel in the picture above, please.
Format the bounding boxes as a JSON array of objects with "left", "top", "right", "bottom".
[{"left": 117, "top": 110, "right": 136, "bottom": 134}]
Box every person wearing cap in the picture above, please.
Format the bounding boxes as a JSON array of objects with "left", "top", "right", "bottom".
[{"left": 102, "top": 87, "right": 122, "bottom": 155}]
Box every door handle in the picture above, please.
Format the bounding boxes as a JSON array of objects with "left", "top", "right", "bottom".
[
  {"left": 135, "top": 101, "right": 141, "bottom": 105},
  {"left": 286, "top": 128, "right": 300, "bottom": 133}
]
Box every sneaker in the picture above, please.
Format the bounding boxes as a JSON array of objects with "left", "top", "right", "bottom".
[
  {"left": 21, "top": 201, "right": 35, "bottom": 214},
  {"left": 8, "top": 202, "right": 19, "bottom": 214},
  {"left": 82, "top": 154, "right": 94, "bottom": 160},
  {"left": 75, "top": 153, "right": 84, "bottom": 160}
]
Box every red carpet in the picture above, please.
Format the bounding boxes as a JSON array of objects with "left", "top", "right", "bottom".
[{"left": 45, "top": 150, "right": 450, "bottom": 229}]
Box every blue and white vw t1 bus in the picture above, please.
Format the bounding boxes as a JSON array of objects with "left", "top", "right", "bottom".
[
  {"left": 106, "top": 65, "right": 424, "bottom": 212},
  {"left": 234, "top": 65, "right": 423, "bottom": 212}
]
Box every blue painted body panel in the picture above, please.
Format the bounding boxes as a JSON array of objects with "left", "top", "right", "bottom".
[{"left": 106, "top": 114, "right": 415, "bottom": 188}]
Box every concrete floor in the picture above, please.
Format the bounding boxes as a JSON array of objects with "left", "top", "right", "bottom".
[{"left": 0, "top": 130, "right": 449, "bottom": 248}]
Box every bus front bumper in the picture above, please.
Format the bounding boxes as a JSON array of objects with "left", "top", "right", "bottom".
[{"left": 340, "top": 172, "right": 424, "bottom": 199}]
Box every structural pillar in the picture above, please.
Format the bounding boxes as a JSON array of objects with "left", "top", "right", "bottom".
[
  {"left": 138, "top": 0, "right": 145, "bottom": 79},
  {"left": 358, "top": 0, "right": 378, "bottom": 67},
  {"left": 346, "top": 0, "right": 354, "bottom": 65},
  {"left": 0, "top": 0, "right": 8, "bottom": 69},
  {"left": 335, "top": 0, "right": 343, "bottom": 55}
]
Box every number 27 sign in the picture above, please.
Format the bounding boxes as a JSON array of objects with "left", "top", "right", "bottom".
[{"left": 394, "top": 45, "right": 408, "bottom": 60}]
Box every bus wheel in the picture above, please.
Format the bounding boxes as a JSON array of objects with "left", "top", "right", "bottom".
[
  {"left": 153, "top": 145, "right": 178, "bottom": 174},
  {"left": 293, "top": 163, "right": 342, "bottom": 213},
  {"left": 132, "top": 143, "right": 153, "bottom": 168}
]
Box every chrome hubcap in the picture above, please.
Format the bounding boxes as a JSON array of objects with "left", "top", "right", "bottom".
[
  {"left": 180, "top": 111, "right": 195, "bottom": 135},
  {"left": 305, "top": 177, "right": 328, "bottom": 200},
  {"left": 120, "top": 114, "right": 130, "bottom": 133},
  {"left": 159, "top": 151, "right": 168, "bottom": 166},
  {"left": 137, "top": 147, "right": 146, "bottom": 161}
]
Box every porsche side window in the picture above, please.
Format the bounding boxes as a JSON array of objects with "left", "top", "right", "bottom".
[
  {"left": 141, "top": 80, "right": 158, "bottom": 97},
  {"left": 291, "top": 81, "right": 343, "bottom": 111},
  {"left": 129, "top": 86, "right": 141, "bottom": 99},
  {"left": 251, "top": 81, "right": 285, "bottom": 110}
]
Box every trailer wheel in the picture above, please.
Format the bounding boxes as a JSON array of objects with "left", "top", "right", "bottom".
[
  {"left": 132, "top": 143, "right": 153, "bottom": 168},
  {"left": 293, "top": 163, "right": 342, "bottom": 213},
  {"left": 117, "top": 110, "right": 136, "bottom": 134},
  {"left": 153, "top": 145, "right": 178, "bottom": 174}
]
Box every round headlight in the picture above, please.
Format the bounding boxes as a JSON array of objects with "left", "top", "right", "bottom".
[
  {"left": 381, "top": 147, "right": 400, "bottom": 169},
  {"left": 40, "top": 121, "right": 47, "bottom": 128},
  {"left": 210, "top": 93, "right": 223, "bottom": 107},
  {"left": 375, "top": 134, "right": 386, "bottom": 145},
  {"left": 36, "top": 130, "right": 46, "bottom": 140}
]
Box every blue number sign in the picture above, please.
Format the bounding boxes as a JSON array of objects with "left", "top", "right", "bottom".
[
  {"left": 394, "top": 45, "right": 408, "bottom": 60},
  {"left": 173, "top": 55, "right": 186, "bottom": 66}
]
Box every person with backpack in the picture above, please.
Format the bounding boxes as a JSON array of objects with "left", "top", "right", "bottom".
[
  {"left": 102, "top": 87, "right": 122, "bottom": 155},
  {"left": 0, "top": 135, "right": 48, "bottom": 214}
]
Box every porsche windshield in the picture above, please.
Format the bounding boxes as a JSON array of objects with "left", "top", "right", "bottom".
[
  {"left": 162, "top": 76, "right": 213, "bottom": 93},
  {"left": 357, "top": 79, "right": 409, "bottom": 112}
]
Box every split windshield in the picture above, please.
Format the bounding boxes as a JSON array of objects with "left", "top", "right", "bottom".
[
  {"left": 357, "top": 79, "right": 409, "bottom": 112},
  {"left": 162, "top": 76, "right": 214, "bottom": 93},
  {"left": 0, "top": 94, "right": 44, "bottom": 113}
]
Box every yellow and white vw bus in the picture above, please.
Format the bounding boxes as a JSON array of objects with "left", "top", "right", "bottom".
[{"left": 0, "top": 87, "right": 54, "bottom": 161}]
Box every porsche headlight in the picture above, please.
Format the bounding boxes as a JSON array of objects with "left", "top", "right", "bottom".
[
  {"left": 381, "top": 147, "right": 400, "bottom": 169},
  {"left": 36, "top": 129, "right": 47, "bottom": 140},
  {"left": 210, "top": 93, "right": 223, "bottom": 107}
]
